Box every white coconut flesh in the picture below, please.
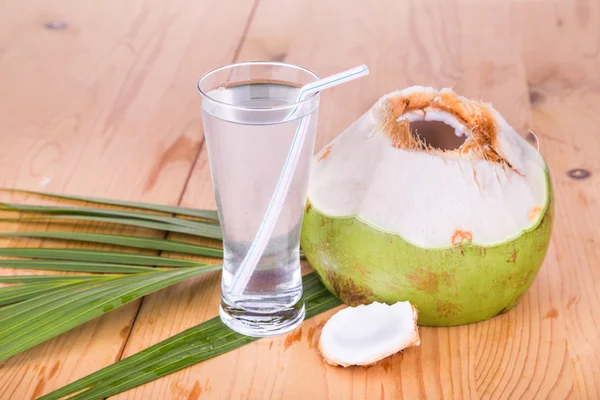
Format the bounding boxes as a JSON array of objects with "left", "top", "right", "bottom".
[
  {"left": 308, "top": 86, "right": 550, "bottom": 248},
  {"left": 319, "top": 301, "right": 419, "bottom": 367}
]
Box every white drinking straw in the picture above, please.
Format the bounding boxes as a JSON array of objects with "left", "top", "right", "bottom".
[{"left": 230, "top": 64, "right": 369, "bottom": 296}]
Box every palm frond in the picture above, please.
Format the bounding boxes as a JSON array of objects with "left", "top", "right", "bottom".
[
  {"left": 0, "top": 189, "right": 219, "bottom": 221},
  {"left": 40, "top": 273, "right": 341, "bottom": 400},
  {"left": 0, "top": 280, "right": 83, "bottom": 306},
  {"left": 0, "top": 203, "right": 222, "bottom": 239},
  {"left": 0, "top": 265, "right": 221, "bottom": 361},
  {"left": 0, "top": 231, "right": 223, "bottom": 258},
  {"left": 0, "top": 214, "right": 221, "bottom": 238},
  {"left": 0, "top": 275, "right": 119, "bottom": 284},
  {"left": 0, "top": 259, "right": 157, "bottom": 273},
  {"left": 0, "top": 276, "right": 119, "bottom": 284},
  {"left": 0, "top": 248, "right": 204, "bottom": 267}
]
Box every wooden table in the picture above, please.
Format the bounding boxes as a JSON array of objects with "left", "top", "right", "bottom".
[{"left": 1, "top": 0, "right": 598, "bottom": 399}]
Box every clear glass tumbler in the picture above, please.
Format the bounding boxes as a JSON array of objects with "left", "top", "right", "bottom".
[{"left": 198, "top": 62, "right": 320, "bottom": 337}]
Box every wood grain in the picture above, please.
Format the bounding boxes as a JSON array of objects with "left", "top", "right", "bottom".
[
  {"left": 1, "top": 0, "right": 599, "bottom": 399},
  {"left": 0, "top": 0, "right": 255, "bottom": 398},
  {"left": 114, "top": 0, "right": 598, "bottom": 399}
]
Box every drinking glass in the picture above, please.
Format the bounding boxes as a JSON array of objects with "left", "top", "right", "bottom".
[{"left": 198, "top": 62, "right": 320, "bottom": 337}]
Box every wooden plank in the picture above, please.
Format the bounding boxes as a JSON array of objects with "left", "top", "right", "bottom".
[
  {"left": 517, "top": 2, "right": 600, "bottom": 398},
  {"left": 534, "top": 93, "right": 600, "bottom": 399},
  {"left": 0, "top": 0, "right": 255, "bottom": 398},
  {"left": 447, "top": 4, "right": 571, "bottom": 399},
  {"left": 114, "top": 1, "right": 591, "bottom": 399},
  {"left": 1, "top": 0, "right": 597, "bottom": 399}
]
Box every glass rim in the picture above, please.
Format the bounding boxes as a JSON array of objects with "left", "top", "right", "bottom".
[{"left": 197, "top": 61, "right": 320, "bottom": 112}]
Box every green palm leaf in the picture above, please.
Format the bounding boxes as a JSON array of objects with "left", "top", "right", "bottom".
[
  {"left": 0, "top": 214, "right": 221, "bottom": 238},
  {"left": 0, "top": 231, "right": 223, "bottom": 258},
  {"left": 0, "top": 248, "right": 203, "bottom": 267},
  {"left": 0, "top": 276, "right": 119, "bottom": 284},
  {"left": 0, "top": 259, "right": 157, "bottom": 273},
  {"left": 0, "top": 203, "right": 222, "bottom": 239},
  {"left": 0, "top": 265, "right": 221, "bottom": 361},
  {"left": 40, "top": 273, "right": 341, "bottom": 400},
  {"left": 0, "top": 280, "right": 82, "bottom": 306},
  {"left": 1, "top": 189, "right": 219, "bottom": 221},
  {"left": 0, "top": 275, "right": 119, "bottom": 284}
]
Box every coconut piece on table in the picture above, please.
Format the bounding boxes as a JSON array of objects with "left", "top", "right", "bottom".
[{"left": 318, "top": 301, "right": 419, "bottom": 367}]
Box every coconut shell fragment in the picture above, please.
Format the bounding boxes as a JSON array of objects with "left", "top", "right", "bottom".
[{"left": 318, "top": 301, "right": 420, "bottom": 367}]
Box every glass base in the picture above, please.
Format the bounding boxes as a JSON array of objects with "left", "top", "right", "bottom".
[{"left": 220, "top": 300, "right": 305, "bottom": 337}]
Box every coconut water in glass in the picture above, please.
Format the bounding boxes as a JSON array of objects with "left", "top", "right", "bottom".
[{"left": 198, "top": 62, "right": 320, "bottom": 337}]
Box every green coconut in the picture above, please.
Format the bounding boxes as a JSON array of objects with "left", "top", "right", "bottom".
[{"left": 301, "top": 86, "right": 554, "bottom": 326}]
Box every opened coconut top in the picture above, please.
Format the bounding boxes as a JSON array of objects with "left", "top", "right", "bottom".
[
  {"left": 379, "top": 87, "right": 512, "bottom": 167},
  {"left": 308, "top": 86, "right": 550, "bottom": 248}
]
